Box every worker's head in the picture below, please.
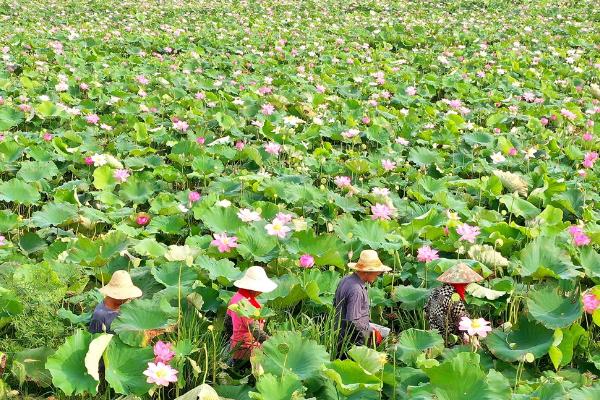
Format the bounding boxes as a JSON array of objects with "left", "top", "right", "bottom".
[
  {"left": 348, "top": 250, "right": 391, "bottom": 282},
  {"left": 233, "top": 266, "right": 278, "bottom": 294},
  {"left": 356, "top": 270, "right": 384, "bottom": 283},
  {"left": 98, "top": 270, "right": 142, "bottom": 302}
]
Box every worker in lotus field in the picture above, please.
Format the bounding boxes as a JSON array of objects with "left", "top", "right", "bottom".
[
  {"left": 334, "top": 250, "right": 391, "bottom": 357},
  {"left": 424, "top": 262, "right": 484, "bottom": 344},
  {"left": 89, "top": 270, "right": 143, "bottom": 334},
  {"left": 224, "top": 266, "right": 278, "bottom": 369}
]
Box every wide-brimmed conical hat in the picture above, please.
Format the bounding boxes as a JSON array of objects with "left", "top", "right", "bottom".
[
  {"left": 348, "top": 250, "right": 392, "bottom": 272},
  {"left": 99, "top": 270, "right": 143, "bottom": 300},
  {"left": 437, "top": 262, "right": 483, "bottom": 284},
  {"left": 234, "top": 266, "right": 278, "bottom": 293}
]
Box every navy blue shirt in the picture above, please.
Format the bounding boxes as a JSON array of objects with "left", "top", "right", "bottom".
[
  {"left": 88, "top": 302, "right": 119, "bottom": 334},
  {"left": 334, "top": 273, "right": 372, "bottom": 346}
]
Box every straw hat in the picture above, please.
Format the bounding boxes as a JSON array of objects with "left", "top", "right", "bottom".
[
  {"left": 437, "top": 262, "right": 483, "bottom": 284},
  {"left": 98, "top": 270, "right": 143, "bottom": 300},
  {"left": 348, "top": 250, "right": 392, "bottom": 272},
  {"left": 234, "top": 266, "right": 278, "bottom": 293}
]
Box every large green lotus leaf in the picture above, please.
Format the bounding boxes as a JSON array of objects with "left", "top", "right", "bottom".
[
  {"left": 499, "top": 195, "right": 540, "bottom": 219},
  {"left": 215, "top": 384, "right": 252, "bottom": 400},
  {"left": 249, "top": 373, "right": 306, "bottom": 400},
  {"left": 196, "top": 255, "right": 242, "bottom": 284},
  {"left": 118, "top": 177, "right": 156, "bottom": 203},
  {"left": 408, "top": 147, "right": 443, "bottom": 166},
  {"left": 331, "top": 193, "right": 365, "bottom": 213},
  {"left": 0, "top": 287, "right": 23, "bottom": 318},
  {"left": 486, "top": 316, "right": 553, "bottom": 362},
  {"left": 236, "top": 225, "right": 279, "bottom": 262},
  {"left": 394, "top": 329, "right": 444, "bottom": 365},
  {"left": 322, "top": 359, "right": 382, "bottom": 396},
  {"left": 200, "top": 206, "right": 243, "bottom": 234},
  {"left": 553, "top": 188, "right": 584, "bottom": 217},
  {"left": 18, "top": 232, "right": 47, "bottom": 254},
  {"left": 93, "top": 165, "right": 116, "bottom": 190},
  {"left": 286, "top": 230, "right": 342, "bottom": 257},
  {"left": 0, "top": 179, "right": 40, "bottom": 204},
  {"left": 104, "top": 338, "right": 153, "bottom": 395},
  {"left": 0, "top": 209, "right": 20, "bottom": 231},
  {"left": 425, "top": 352, "right": 508, "bottom": 400},
  {"left": 191, "top": 155, "right": 224, "bottom": 176},
  {"left": 0, "top": 106, "right": 24, "bottom": 130},
  {"left": 254, "top": 331, "right": 329, "bottom": 380},
  {"left": 391, "top": 285, "right": 430, "bottom": 310},
  {"left": 518, "top": 237, "right": 581, "bottom": 280},
  {"left": 146, "top": 215, "right": 187, "bottom": 234},
  {"left": 352, "top": 220, "right": 390, "bottom": 249},
  {"left": 151, "top": 262, "right": 198, "bottom": 288},
  {"left": 527, "top": 287, "right": 582, "bottom": 329},
  {"left": 17, "top": 161, "right": 60, "bottom": 182},
  {"left": 262, "top": 274, "right": 307, "bottom": 308},
  {"left": 45, "top": 330, "right": 98, "bottom": 396},
  {"left": 30, "top": 202, "right": 78, "bottom": 228},
  {"left": 133, "top": 238, "right": 167, "bottom": 258},
  {"left": 11, "top": 347, "right": 54, "bottom": 387},
  {"left": 348, "top": 346, "right": 387, "bottom": 375},
  {"left": 568, "top": 383, "right": 600, "bottom": 400},
  {"left": 100, "top": 231, "right": 130, "bottom": 259},
  {"left": 111, "top": 298, "right": 177, "bottom": 347},
  {"left": 580, "top": 247, "right": 600, "bottom": 278}
]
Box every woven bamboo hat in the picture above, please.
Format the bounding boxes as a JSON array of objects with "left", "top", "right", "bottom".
[
  {"left": 348, "top": 250, "right": 392, "bottom": 272},
  {"left": 437, "top": 263, "right": 483, "bottom": 284},
  {"left": 98, "top": 270, "right": 143, "bottom": 300},
  {"left": 234, "top": 266, "right": 278, "bottom": 293}
]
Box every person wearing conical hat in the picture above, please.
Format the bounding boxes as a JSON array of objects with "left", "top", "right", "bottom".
[
  {"left": 89, "top": 270, "right": 142, "bottom": 334},
  {"left": 334, "top": 250, "right": 392, "bottom": 355},
  {"left": 224, "top": 266, "right": 277, "bottom": 368},
  {"left": 424, "top": 262, "right": 483, "bottom": 344}
]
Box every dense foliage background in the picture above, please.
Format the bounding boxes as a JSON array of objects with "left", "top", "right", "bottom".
[{"left": 0, "top": 0, "right": 599, "bottom": 398}]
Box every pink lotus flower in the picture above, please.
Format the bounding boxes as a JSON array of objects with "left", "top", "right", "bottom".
[
  {"left": 341, "top": 129, "right": 359, "bottom": 139},
  {"left": 258, "top": 86, "right": 272, "bottom": 95},
  {"left": 583, "top": 133, "right": 593, "bottom": 141},
  {"left": 265, "top": 219, "right": 291, "bottom": 238},
  {"left": 583, "top": 293, "right": 600, "bottom": 314},
  {"left": 371, "top": 203, "right": 393, "bottom": 221},
  {"left": 173, "top": 120, "right": 189, "bottom": 132},
  {"left": 136, "top": 215, "right": 150, "bottom": 226},
  {"left": 540, "top": 117, "right": 549, "bottom": 126},
  {"left": 85, "top": 156, "right": 94, "bottom": 165},
  {"left": 79, "top": 83, "right": 89, "bottom": 91},
  {"left": 0, "top": 235, "right": 6, "bottom": 246},
  {"left": 261, "top": 103, "right": 275, "bottom": 115},
  {"left": 43, "top": 132, "right": 53, "bottom": 141},
  {"left": 299, "top": 254, "right": 315, "bottom": 268},
  {"left": 235, "top": 141, "right": 245, "bottom": 150},
  {"left": 86, "top": 114, "right": 100, "bottom": 124},
  {"left": 188, "top": 191, "right": 201, "bottom": 202},
  {"left": 196, "top": 136, "right": 205, "bottom": 145},
  {"left": 113, "top": 169, "right": 130, "bottom": 183},
  {"left": 405, "top": 86, "right": 417, "bottom": 96},
  {"left": 560, "top": 108, "right": 577, "bottom": 121},
  {"left": 508, "top": 147, "right": 518, "bottom": 156},
  {"left": 264, "top": 142, "right": 281, "bottom": 155},
  {"left": 395, "top": 137, "right": 409, "bottom": 146},
  {"left": 153, "top": 341, "right": 175, "bottom": 364},
  {"left": 237, "top": 208, "right": 261, "bottom": 222},
  {"left": 459, "top": 317, "right": 492, "bottom": 338},
  {"left": 316, "top": 85, "right": 325, "bottom": 93},
  {"left": 417, "top": 246, "right": 439, "bottom": 263},
  {"left": 583, "top": 152, "right": 598, "bottom": 168},
  {"left": 210, "top": 233, "right": 238, "bottom": 253},
  {"left": 456, "top": 223, "right": 480, "bottom": 243},
  {"left": 567, "top": 226, "right": 590, "bottom": 246},
  {"left": 381, "top": 159, "right": 396, "bottom": 171},
  {"left": 136, "top": 75, "right": 149, "bottom": 85},
  {"left": 195, "top": 92, "right": 206, "bottom": 100},
  {"left": 143, "top": 362, "right": 178, "bottom": 387},
  {"left": 334, "top": 176, "right": 351, "bottom": 188},
  {"left": 361, "top": 116, "right": 370, "bottom": 124},
  {"left": 274, "top": 212, "right": 293, "bottom": 224}
]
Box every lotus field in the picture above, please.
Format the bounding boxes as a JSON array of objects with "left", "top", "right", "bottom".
[{"left": 1, "top": 0, "right": 600, "bottom": 398}]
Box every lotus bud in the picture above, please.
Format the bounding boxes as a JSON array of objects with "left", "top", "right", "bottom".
[
  {"left": 524, "top": 353, "right": 535, "bottom": 363},
  {"left": 495, "top": 238, "right": 504, "bottom": 247}
]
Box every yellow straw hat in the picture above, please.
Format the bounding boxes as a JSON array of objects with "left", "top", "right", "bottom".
[
  {"left": 98, "top": 270, "right": 143, "bottom": 300},
  {"left": 348, "top": 250, "right": 392, "bottom": 272}
]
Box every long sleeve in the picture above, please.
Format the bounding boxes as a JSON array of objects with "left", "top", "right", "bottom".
[{"left": 345, "top": 290, "right": 372, "bottom": 337}]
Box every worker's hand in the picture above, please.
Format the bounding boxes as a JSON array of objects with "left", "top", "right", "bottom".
[{"left": 373, "top": 329, "right": 383, "bottom": 345}]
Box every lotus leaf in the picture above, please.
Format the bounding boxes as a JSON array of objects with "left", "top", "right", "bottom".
[
  {"left": 249, "top": 373, "right": 306, "bottom": 400},
  {"left": 322, "top": 359, "right": 383, "bottom": 396},
  {"left": 111, "top": 298, "right": 177, "bottom": 347},
  {"left": 486, "top": 316, "right": 554, "bottom": 362},
  {"left": 11, "top": 347, "right": 54, "bottom": 387},
  {"left": 527, "top": 287, "right": 582, "bottom": 329},
  {"left": 103, "top": 338, "right": 154, "bottom": 395},
  {"left": 394, "top": 329, "right": 444, "bottom": 366}
]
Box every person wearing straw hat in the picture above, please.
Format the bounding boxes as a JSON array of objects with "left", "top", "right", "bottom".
[
  {"left": 224, "top": 266, "right": 277, "bottom": 368},
  {"left": 334, "top": 250, "right": 391, "bottom": 354},
  {"left": 424, "top": 262, "right": 483, "bottom": 344},
  {"left": 89, "top": 270, "right": 142, "bottom": 334}
]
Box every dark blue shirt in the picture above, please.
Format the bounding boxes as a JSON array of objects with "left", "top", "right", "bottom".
[
  {"left": 88, "top": 302, "right": 119, "bottom": 334},
  {"left": 334, "top": 273, "right": 372, "bottom": 346}
]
